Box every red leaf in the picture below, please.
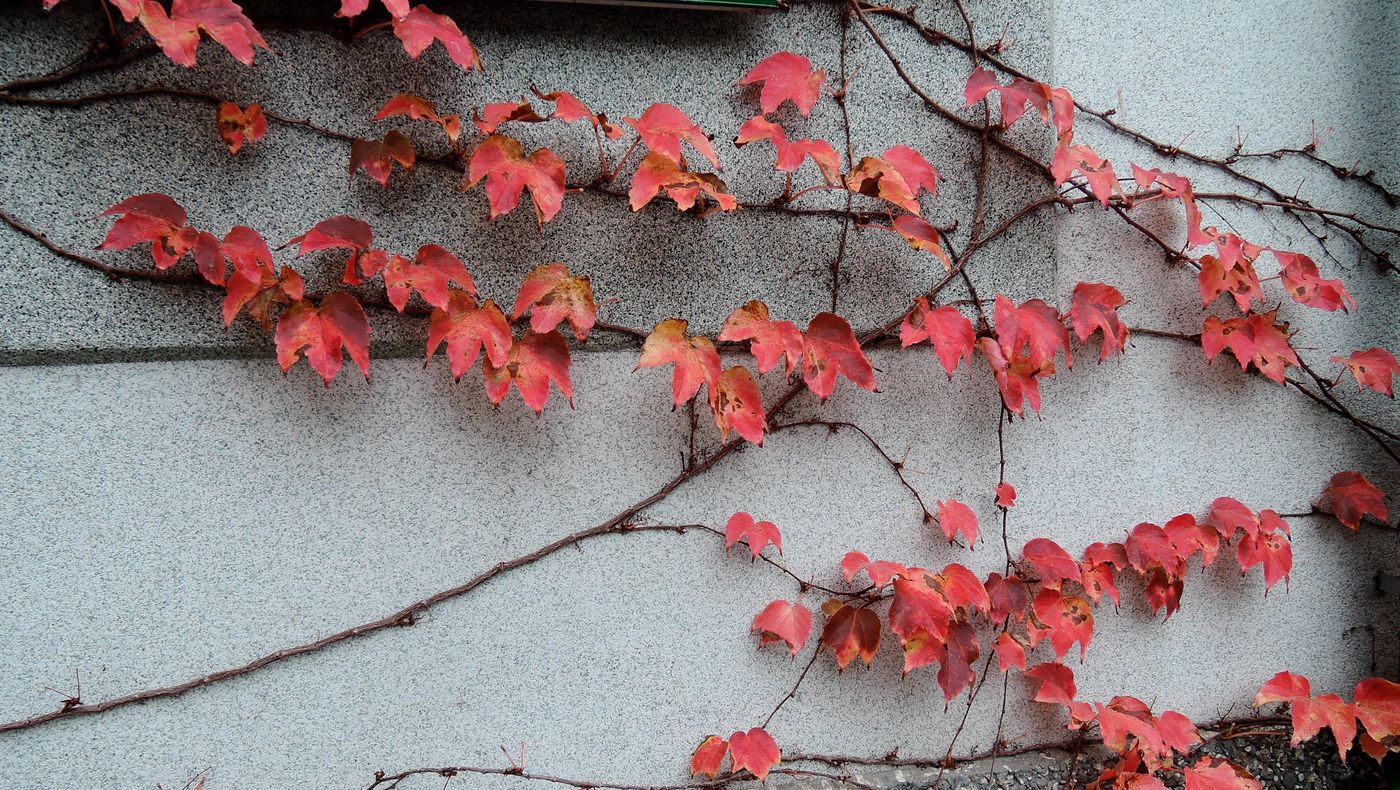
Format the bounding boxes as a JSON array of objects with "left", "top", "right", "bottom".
[
  {"left": 986, "top": 572, "right": 1029, "bottom": 624},
  {"left": 1024, "top": 661, "right": 1078, "bottom": 706},
  {"left": 1291, "top": 693, "right": 1358, "bottom": 759},
  {"left": 709, "top": 366, "right": 766, "bottom": 445},
  {"left": 139, "top": 0, "right": 270, "bottom": 68},
  {"left": 98, "top": 193, "right": 195, "bottom": 270},
  {"left": 624, "top": 103, "right": 720, "bottom": 170},
  {"left": 689, "top": 735, "right": 727, "bottom": 779},
  {"left": 1157, "top": 710, "right": 1204, "bottom": 755},
  {"left": 1131, "top": 165, "right": 1212, "bottom": 248},
  {"left": 1125, "top": 522, "right": 1184, "bottom": 575},
  {"left": 1097, "top": 698, "right": 1165, "bottom": 756},
  {"left": 883, "top": 145, "right": 940, "bottom": 199},
  {"left": 802, "top": 312, "right": 877, "bottom": 400},
  {"left": 1022, "top": 537, "right": 1080, "bottom": 588},
  {"left": 888, "top": 574, "right": 952, "bottom": 648},
  {"left": 1144, "top": 568, "right": 1185, "bottom": 620},
  {"left": 996, "top": 482, "right": 1016, "bottom": 509},
  {"left": 1069, "top": 282, "right": 1129, "bottom": 361},
  {"left": 349, "top": 131, "right": 415, "bottom": 187},
  {"left": 223, "top": 254, "right": 302, "bottom": 330},
  {"left": 727, "top": 727, "right": 780, "bottom": 781},
  {"left": 752, "top": 599, "right": 812, "bottom": 657},
  {"left": 1274, "top": 250, "right": 1355, "bottom": 312},
  {"left": 391, "top": 5, "right": 481, "bottom": 71},
  {"left": 1254, "top": 670, "right": 1311, "bottom": 707},
  {"left": 901, "top": 298, "right": 975, "bottom": 377},
  {"left": 384, "top": 244, "right": 475, "bottom": 312},
  {"left": 1331, "top": 347, "right": 1399, "bottom": 398},
  {"left": 735, "top": 117, "right": 841, "bottom": 184},
  {"left": 1201, "top": 310, "right": 1299, "bottom": 384},
  {"left": 286, "top": 216, "right": 386, "bottom": 285},
  {"left": 511, "top": 263, "right": 597, "bottom": 341},
  {"left": 216, "top": 101, "right": 265, "bottom": 154},
  {"left": 375, "top": 94, "right": 461, "bottom": 144},
  {"left": 637, "top": 319, "right": 722, "bottom": 406},
  {"left": 935, "top": 499, "right": 978, "bottom": 544},
  {"left": 1184, "top": 757, "right": 1262, "bottom": 790},
  {"left": 840, "top": 551, "right": 906, "bottom": 588},
  {"left": 275, "top": 293, "right": 371, "bottom": 386},
  {"left": 1208, "top": 497, "right": 1260, "bottom": 541},
  {"left": 994, "top": 632, "right": 1027, "bottom": 671},
  {"left": 983, "top": 295, "right": 1071, "bottom": 414},
  {"left": 844, "top": 146, "right": 937, "bottom": 212},
  {"left": 628, "top": 152, "right": 737, "bottom": 213},
  {"left": 725, "top": 511, "right": 781, "bottom": 558},
  {"left": 1199, "top": 234, "right": 1265, "bottom": 312},
  {"left": 1051, "top": 134, "right": 1119, "bottom": 207},
  {"left": 885, "top": 215, "right": 953, "bottom": 270},
  {"left": 426, "top": 292, "right": 511, "bottom": 380},
  {"left": 466, "top": 135, "right": 567, "bottom": 226},
  {"left": 720, "top": 300, "right": 804, "bottom": 376},
  {"left": 1235, "top": 510, "right": 1292, "bottom": 591},
  {"left": 965, "top": 69, "right": 1074, "bottom": 134},
  {"left": 1354, "top": 677, "right": 1400, "bottom": 744},
  {"left": 531, "top": 87, "right": 624, "bottom": 139},
  {"left": 473, "top": 100, "right": 547, "bottom": 134},
  {"left": 820, "top": 601, "right": 880, "bottom": 669},
  {"left": 1322, "top": 471, "right": 1388, "bottom": 531},
  {"left": 1028, "top": 588, "right": 1094, "bottom": 661},
  {"left": 482, "top": 330, "right": 573, "bottom": 414},
  {"left": 737, "top": 51, "right": 825, "bottom": 117},
  {"left": 936, "top": 620, "right": 981, "bottom": 700}
]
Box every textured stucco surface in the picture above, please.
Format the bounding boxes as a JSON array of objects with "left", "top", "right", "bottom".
[{"left": 0, "top": 0, "right": 1397, "bottom": 788}]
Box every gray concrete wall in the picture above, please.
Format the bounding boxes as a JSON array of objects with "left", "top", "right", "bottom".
[{"left": 0, "top": 0, "right": 1396, "bottom": 788}]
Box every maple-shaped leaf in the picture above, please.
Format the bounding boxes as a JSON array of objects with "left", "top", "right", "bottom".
[
  {"left": 844, "top": 146, "right": 938, "bottom": 213},
  {"left": 710, "top": 366, "right": 766, "bottom": 445},
  {"left": 1022, "top": 537, "right": 1081, "bottom": 588},
  {"left": 637, "top": 319, "right": 721, "bottom": 406},
  {"left": 996, "top": 482, "right": 1016, "bottom": 508},
  {"left": 375, "top": 94, "right": 462, "bottom": 144},
  {"left": 1028, "top": 588, "right": 1094, "bottom": 661},
  {"left": 223, "top": 239, "right": 303, "bottom": 330},
  {"left": 820, "top": 601, "right": 880, "bottom": 669},
  {"left": 138, "top": 0, "right": 270, "bottom": 68},
  {"left": 986, "top": 572, "right": 1029, "bottom": 624},
  {"left": 1201, "top": 310, "right": 1299, "bottom": 384},
  {"left": 887, "top": 574, "right": 953, "bottom": 651},
  {"left": 935, "top": 499, "right": 978, "bottom": 544},
  {"left": 1273, "top": 250, "right": 1355, "bottom": 313},
  {"left": 349, "top": 131, "right": 416, "bottom": 187},
  {"left": 752, "top": 599, "right": 812, "bottom": 657},
  {"left": 1144, "top": 568, "right": 1185, "bottom": 620},
  {"left": 1199, "top": 234, "right": 1265, "bottom": 312},
  {"left": 1096, "top": 698, "right": 1166, "bottom": 757},
  {"left": 1291, "top": 693, "right": 1359, "bottom": 759},
  {"left": 286, "top": 215, "right": 387, "bottom": 285},
  {"left": 1124, "top": 522, "right": 1185, "bottom": 576},
  {"left": 1164, "top": 513, "right": 1221, "bottom": 567},
  {"left": 1254, "top": 670, "right": 1311, "bottom": 707},
  {"left": 383, "top": 244, "right": 474, "bottom": 311},
  {"left": 901, "top": 298, "right": 975, "bottom": 377},
  {"left": 840, "top": 551, "right": 907, "bottom": 588},
  {"left": 934, "top": 564, "right": 991, "bottom": 615},
  {"left": 99, "top": 193, "right": 198, "bottom": 270},
  {"left": 1131, "top": 165, "right": 1212, "bottom": 248},
  {"left": 1331, "top": 347, "right": 1399, "bottom": 398},
  {"left": 690, "top": 735, "right": 727, "bottom": 779},
  {"left": 1235, "top": 509, "right": 1292, "bottom": 591},
  {"left": 734, "top": 117, "right": 841, "bottom": 184},
  {"left": 1184, "top": 757, "right": 1262, "bottom": 790},
  {"left": 727, "top": 727, "right": 780, "bottom": 781},
  {"left": 624, "top": 104, "right": 720, "bottom": 169},
  {"left": 725, "top": 511, "right": 781, "bottom": 558},
  {"left": 1024, "top": 661, "right": 1078, "bottom": 707},
  {"left": 964, "top": 69, "right": 1074, "bottom": 134},
  {"left": 216, "top": 101, "right": 265, "bottom": 154},
  {"left": 738, "top": 51, "right": 825, "bottom": 117},
  {"left": 1157, "top": 710, "right": 1204, "bottom": 755},
  {"left": 466, "top": 135, "right": 567, "bottom": 226},
  {"left": 275, "top": 293, "right": 371, "bottom": 386},
  {"left": 1051, "top": 134, "right": 1120, "bottom": 208},
  {"left": 935, "top": 620, "right": 981, "bottom": 700},
  {"left": 719, "top": 300, "right": 804, "bottom": 376},
  {"left": 426, "top": 292, "right": 511, "bottom": 380},
  {"left": 531, "top": 87, "right": 624, "bottom": 139},
  {"left": 994, "top": 294, "right": 1072, "bottom": 371},
  {"left": 1321, "top": 471, "right": 1388, "bottom": 531},
  {"left": 1354, "top": 677, "right": 1400, "bottom": 745},
  {"left": 391, "top": 5, "right": 481, "bottom": 71},
  {"left": 473, "top": 100, "right": 547, "bottom": 134},
  {"left": 628, "top": 152, "right": 737, "bottom": 213},
  {"left": 1069, "top": 282, "right": 1129, "bottom": 361},
  {"left": 1207, "top": 497, "right": 1260, "bottom": 541},
  {"left": 1080, "top": 542, "right": 1126, "bottom": 607},
  {"left": 511, "top": 263, "right": 597, "bottom": 341},
  {"left": 994, "top": 632, "right": 1027, "bottom": 671},
  {"left": 483, "top": 330, "right": 573, "bottom": 413},
  {"left": 802, "top": 312, "right": 877, "bottom": 399}
]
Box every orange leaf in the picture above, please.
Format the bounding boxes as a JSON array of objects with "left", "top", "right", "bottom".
[
  {"left": 216, "top": 101, "right": 266, "bottom": 154},
  {"left": 689, "top": 735, "right": 728, "bottom": 779}
]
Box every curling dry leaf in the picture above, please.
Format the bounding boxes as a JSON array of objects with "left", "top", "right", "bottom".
[
  {"left": 275, "top": 292, "right": 371, "bottom": 386},
  {"left": 216, "top": 101, "right": 266, "bottom": 154},
  {"left": 752, "top": 599, "right": 812, "bottom": 657},
  {"left": 737, "top": 51, "right": 825, "bottom": 117},
  {"left": 426, "top": 292, "right": 511, "bottom": 380},
  {"left": 511, "top": 263, "right": 597, "bottom": 341},
  {"left": 483, "top": 330, "right": 573, "bottom": 414},
  {"left": 467, "top": 135, "right": 567, "bottom": 226},
  {"left": 637, "top": 319, "right": 722, "bottom": 406},
  {"left": 628, "top": 152, "right": 737, "bottom": 213},
  {"left": 375, "top": 94, "right": 462, "bottom": 143},
  {"left": 473, "top": 99, "right": 546, "bottom": 134}
]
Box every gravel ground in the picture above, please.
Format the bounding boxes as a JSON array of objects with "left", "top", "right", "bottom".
[{"left": 788, "top": 734, "right": 1397, "bottom": 789}]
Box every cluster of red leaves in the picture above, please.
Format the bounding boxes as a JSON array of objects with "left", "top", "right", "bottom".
[
  {"left": 1254, "top": 672, "right": 1400, "bottom": 763},
  {"left": 689, "top": 728, "right": 781, "bottom": 781},
  {"left": 98, "top": 195, "right": 596, "bottom": 406},
  {"left": 735, "top": 495, "right": 1290, "bottom": 703},
  {"left": 902, "top": 285, "right": 1128, "bottom": 415},
  {"left": 636, "top": 301, "right": 875, "bottom": 446},
  {"left": 1025, "top": 662, "right": 1260, "bottom": 789}
]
